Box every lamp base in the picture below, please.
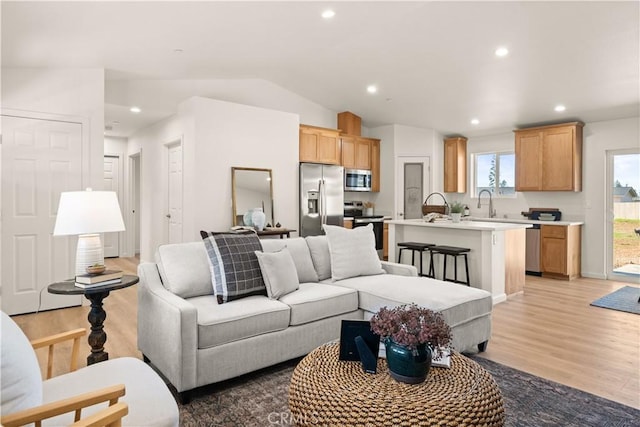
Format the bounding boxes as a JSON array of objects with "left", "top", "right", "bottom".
[{"left": 76, "top": 234, "right": 104, "bottom": 277}]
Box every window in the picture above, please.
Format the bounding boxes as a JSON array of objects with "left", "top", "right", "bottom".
[{"left": 474, "top": 152, "right": 515, "bottom": 197}]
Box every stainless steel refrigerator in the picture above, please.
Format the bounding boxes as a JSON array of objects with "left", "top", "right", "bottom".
[{"left": 300, "top": 163, "right": 344, "bottom": 236}]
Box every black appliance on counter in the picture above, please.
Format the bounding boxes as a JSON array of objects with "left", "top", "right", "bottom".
[{"left": 344, "top": 201, "right": 384, "bottom": 253}]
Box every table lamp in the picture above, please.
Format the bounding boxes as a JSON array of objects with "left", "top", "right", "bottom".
[{"left": 53, "top": 189, "right": 126, "bottom": 276}]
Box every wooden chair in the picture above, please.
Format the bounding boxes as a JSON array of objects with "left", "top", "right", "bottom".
[{"left": 0, "top": 311, "right": 178, "bottom": 427}]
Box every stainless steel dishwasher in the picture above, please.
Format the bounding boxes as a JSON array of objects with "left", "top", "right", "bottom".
[{"left": 525, "top": 224, "right": 541, "bottom": 276}]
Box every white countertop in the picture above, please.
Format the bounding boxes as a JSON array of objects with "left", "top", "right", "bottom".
[
  {"left": 467, "top": 217, "right": 584, "bottom": 226},
  {"left": 387, "top": 219, "right": 532, "bottom": 231}
]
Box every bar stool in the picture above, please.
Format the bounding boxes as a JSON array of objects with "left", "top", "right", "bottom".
[
  {"left": 397, "top": 242, "right": 436, "bottom": 277},
  {"left": 431, "top": 245, "right": 471, "bottom": 286}
]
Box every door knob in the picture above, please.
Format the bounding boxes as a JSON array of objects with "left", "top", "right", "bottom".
[{"left": 166, "top": 214, "right": 171, "bottom": 218}]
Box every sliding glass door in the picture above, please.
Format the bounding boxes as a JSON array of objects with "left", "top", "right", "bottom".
[{"left": 607, "top": 149, "right": 640, "bottom": 281}]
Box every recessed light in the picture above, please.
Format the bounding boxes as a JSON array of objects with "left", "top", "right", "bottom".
[
  {"left": 321, "top": 10, "right": 335, "bottom": 19},
  {"left": 471, "top": 118, "right": 480, "bottom": 125},
  {"left": 554, "top": 105, "right": 566, "bottom": 112},
  {"left": 367, "top": 85, "right": 377, "bottom": 94},
  {"left": 130, "top": 106, "right": 141, "bottom": 113},
  {"left": 495, "top": 47, "right": 509, "bottom": 57},
  {"left": 173, "top": 48, "right": 184, "bottom": 54}
]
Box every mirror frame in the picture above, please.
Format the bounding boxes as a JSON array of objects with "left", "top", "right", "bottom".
[{"left": 231, "top": 167, "right": 274, "bottom": 227}]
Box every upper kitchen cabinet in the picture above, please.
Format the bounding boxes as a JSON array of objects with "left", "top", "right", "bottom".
[
  {"left": 514, "top": 122, "right": 584, "bottom": 191},
  {"left": 299, "top": 125, "right": 342, "bottom": 165},
  {"left": 341, "top": 136, "right": 371, "bottom": 170},
  {"left": 338, "top": 111, "right": 362, "bottom": 136},
  {"left": 371, "top": 139, "right": 381, "bottom": 192},
  {"left": 443, "top": 137, "right": 467, "bottom": 193}
]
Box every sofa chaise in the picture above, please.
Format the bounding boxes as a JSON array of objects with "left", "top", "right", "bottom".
[{"left": 137, "top": 232, "right": 492, "bottom": 401}]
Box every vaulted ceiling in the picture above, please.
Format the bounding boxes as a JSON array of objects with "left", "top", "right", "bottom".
[{"left": 3, "top": 1, "right": 639, "bottom": 138}]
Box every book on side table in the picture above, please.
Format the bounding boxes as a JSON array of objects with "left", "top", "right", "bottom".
[{"left": 75, "top": 270, "right": 123, "bottom": 288}]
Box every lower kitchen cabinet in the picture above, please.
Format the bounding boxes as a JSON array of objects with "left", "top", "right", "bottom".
[
  {"left": 541, "top": 224, "right": 581, "bottom": 280},
  {"left": 343, "top": 219, "right": 353, "bottom": 229}
]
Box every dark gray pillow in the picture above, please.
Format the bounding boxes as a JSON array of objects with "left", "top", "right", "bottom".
[{"left": 201, "top": 231, "right": 266, "bottom": 304}]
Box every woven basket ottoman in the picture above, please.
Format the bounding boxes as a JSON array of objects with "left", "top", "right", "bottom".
[{"left": 289, "top": 343, "right": 504, "bottom": 426}]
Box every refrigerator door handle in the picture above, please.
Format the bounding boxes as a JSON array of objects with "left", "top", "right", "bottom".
[{"left": 319, "top": 179, "right": 326, "bottom": 225}]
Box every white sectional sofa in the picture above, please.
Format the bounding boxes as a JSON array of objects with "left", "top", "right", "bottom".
[{"left": 137, "top": 235, "right": 492, "bottom": 401}]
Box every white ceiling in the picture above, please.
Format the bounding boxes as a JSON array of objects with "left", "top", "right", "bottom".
[{"left": 3, "top": 1, "right": 639, "bottom": 138}]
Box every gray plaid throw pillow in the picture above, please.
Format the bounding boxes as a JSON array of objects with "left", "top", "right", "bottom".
[{"left": 202, "top": 232, "right": 266, "bottom": 304}]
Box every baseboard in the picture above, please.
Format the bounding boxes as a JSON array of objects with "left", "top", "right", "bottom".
[{"left": 581, "top": 272, "right": 607, "bottom": 280}]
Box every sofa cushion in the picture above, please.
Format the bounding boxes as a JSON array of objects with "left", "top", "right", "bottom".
[
  {"left": 155, "top": 242, "right": 212, "bottom": 299},
  {"left": 323, "top": 224, "right": 385, "bottom": 281},
  {"left": 202, "top": 232, "right": 267, "bottom": 304},
  {"left": 255, "top": 248, "right": 300, "bottom": 299},
  {"left": 278, "top": 283, "right": 359, "bottom": 326},
  {"left": 333, "top": 275, "right": 493, "bottom": 328},
  {"left": 305, "top": 235, "right": 332, "bottom": 281},
  {"left": 0, "top": 311, "right": 43, "bottom": 417},
  {"left": 188, "top": 295, "right": 290, "bottom": 348},
  {"left": 260, "top": 238, "right": 319, "bottom": 283}
]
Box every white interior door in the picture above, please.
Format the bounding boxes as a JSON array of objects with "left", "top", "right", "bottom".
[
  {"left": 1, "top": 115, "right": 83, "bottom": 315},
  {"left": 167, "top": 143, "right": 183, "bottom": 244},
  {"left": 103, "top": 155, "right": 121, "bottom": 257},
  {"left": 395, "top": 156, "right": 430, "bottom": 220},
  {"left": 130, "top": 153, "right": 141, "bottom": 255}
]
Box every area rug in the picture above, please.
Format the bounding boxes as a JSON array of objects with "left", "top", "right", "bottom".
[
  {"left": 178, "top": 356, "right": 639, "bottom": 426},
  {"left": 591, "top": 286, "right": 640, "bottom": 315}
]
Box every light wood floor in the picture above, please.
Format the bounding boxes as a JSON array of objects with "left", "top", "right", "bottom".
[{"left": 12, "top": 258, "right": 640, "bottom": 409}]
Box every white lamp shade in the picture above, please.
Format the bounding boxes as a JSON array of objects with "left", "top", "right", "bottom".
[{"left": 54, "top": 190, "right": 125, "bottom": 236}]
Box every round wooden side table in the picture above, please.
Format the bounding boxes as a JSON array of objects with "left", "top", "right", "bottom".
[
  {"left": 289, "top": 342, "right": 505, "bottom": 426},
  {"left": 48, "top": 275, "right": 139, "bottom": 365}
]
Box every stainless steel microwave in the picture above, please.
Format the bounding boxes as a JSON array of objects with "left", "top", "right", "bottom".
[{"left": 344, "top": 169, "right": 372, "bottom": 192}]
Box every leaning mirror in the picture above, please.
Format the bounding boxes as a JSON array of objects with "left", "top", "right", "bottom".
[{"left": 232, "top": 167, "right": 274, "bottom": 228}]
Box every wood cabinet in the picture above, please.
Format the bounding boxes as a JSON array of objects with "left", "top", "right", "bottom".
[
  {"left": 343, "top": 219, "right": 353, "bottom": 229},
  {"left": 383, "top": 222, "right": 389, "bottom": 260},
  {"left": 371, "top": 139, "right": 381, "bottom": 192},
  {"left": 338, "top": 111, "right": 362, "bottom": 136},
  {"left": 514, "top": 122, "right": 584, "bottom": 191},
  {"left": 341, "top": 136, "right": 371, "bottom": 170},
  {"left": 299, "top": 125, "right": 342, "bottom": 165},
  {"left": 443, "top": 137, "right": 467, "bottom": 193},
  {"left": 541, "top": 224, "right": 582, "bottom": 280}
]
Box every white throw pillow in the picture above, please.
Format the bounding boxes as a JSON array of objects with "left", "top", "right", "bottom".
[
  {"left": 305, "top": 235, "right": 332, "bottom": 281},
  {"left": 255, "top": 247, "right": 300, "bottom": 299},
  {"left": 322, "top": 224, "right": 385, "bottom": 281}
]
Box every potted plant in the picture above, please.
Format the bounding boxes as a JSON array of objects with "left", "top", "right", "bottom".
[
  {"left": 370, "top": 303, "right": 452, "bottom": 384},
  {"left": 449, "top": 201, "right": 465, "bottom": 223}
]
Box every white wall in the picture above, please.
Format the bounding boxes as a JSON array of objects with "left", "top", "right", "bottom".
[{"left": 130, "top": 97, "right": 299, "bottom": 261}]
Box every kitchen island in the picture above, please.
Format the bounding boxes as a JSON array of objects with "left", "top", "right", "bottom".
[{"left": 387, "top": 219, "right": 532, "bottom": 304}]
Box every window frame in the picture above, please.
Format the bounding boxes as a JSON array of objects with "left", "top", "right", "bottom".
[{"left": 472, "top": 151, "right": 517, "bottom": 198}]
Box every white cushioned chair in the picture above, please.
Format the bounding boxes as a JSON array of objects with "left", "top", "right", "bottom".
[{"left": 0, "top": 311, "right": 179, "bottom": 427}]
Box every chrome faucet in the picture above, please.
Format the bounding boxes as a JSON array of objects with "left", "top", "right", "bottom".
[{"left": 477, "top": 189, "right": 496, "bottom": 218}]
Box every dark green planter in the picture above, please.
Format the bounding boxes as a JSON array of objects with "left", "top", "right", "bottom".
[{"left": 385, "top": 338, "right": 432, "bottom": 384}]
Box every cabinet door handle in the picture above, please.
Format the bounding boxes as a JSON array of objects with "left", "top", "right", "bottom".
[{"left": 166, "top": 214, "right": 171, "bottom": 218}]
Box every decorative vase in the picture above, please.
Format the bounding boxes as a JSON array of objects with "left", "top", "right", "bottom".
[
  {"left": 451, "top": 212, "right": 462, "bottom": 223},
  {"left": 251, "top": 208, "right": 266, "bottom": 231},
  {"left": 243, "top": 210, "right": 254, "bottom": 227},
  {"left": 385, "top": 338, "right": 432, "bottom": 384}
]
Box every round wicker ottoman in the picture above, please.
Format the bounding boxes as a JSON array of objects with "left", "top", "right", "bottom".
[{"left": 288, "top": 343, "right": 505, "bottom": 426}]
